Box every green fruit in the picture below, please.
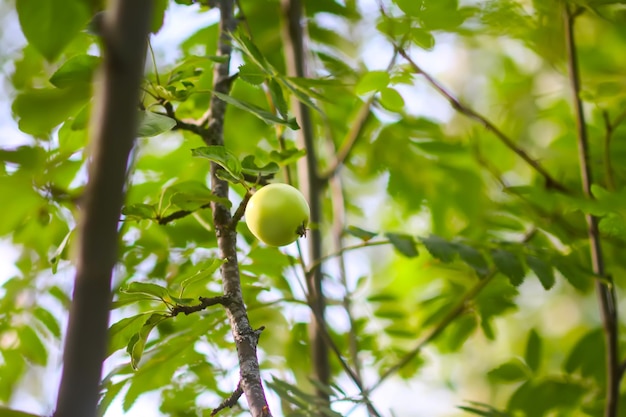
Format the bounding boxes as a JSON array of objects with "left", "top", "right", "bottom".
[{"left": 244, "top": 183, "right": 310, "bottom": 247}]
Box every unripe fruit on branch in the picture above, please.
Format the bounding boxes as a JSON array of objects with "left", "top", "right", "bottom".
[{"left": 244, "top": 183, "right": 310, "bottom": 247}]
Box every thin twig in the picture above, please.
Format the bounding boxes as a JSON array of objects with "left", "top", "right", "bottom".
[
  {"left": 303, "top": 280, "right": 384, "bottom": 417},
  {"left": 211, "top": 382, "right": 244, "bottom": 416},
  {"left": 160, "top": 102, "right": 210, "bottom": 136},
  {"left": 229, "top": 191, "right": 252, "bottom": 229},
  {"left": 328, "top": 149, "right": 364, "bottom": 388},
  {"left": 396, "top": 47, "right": 569, "bottom": 193},
  {"left": 156, "top": 202, "right": 211, "bottom": 225},
  {"left": 281, "top": 0, "right": 330, "bottom": 404},
  {"left": 563, "top": 6, "right": 619, "bottom": 417},
  {"left": 171, "top": 295, "right": 231, "bottom": 316}
]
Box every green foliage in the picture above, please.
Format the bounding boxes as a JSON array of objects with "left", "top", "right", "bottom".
[{"left": 3, "top": 0, "right": 626, "bottom": 416}]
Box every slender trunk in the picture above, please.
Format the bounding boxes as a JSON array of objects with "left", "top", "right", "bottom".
[
  {"left": 203, "top": 2, "right": 272, "bottom": 415},
  {"left": 54, "top": 2, "right": 152, "bottom": 417},
  {"left": 563, "top": 7, "right": 620, "bottom": 417},
  {"left": 280, "top": 0, "right": 330, "bottom": 401}
]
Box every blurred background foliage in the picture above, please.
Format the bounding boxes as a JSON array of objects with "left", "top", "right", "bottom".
[{"left": 1, "top": 0, "right": 626, "bottom": 416}]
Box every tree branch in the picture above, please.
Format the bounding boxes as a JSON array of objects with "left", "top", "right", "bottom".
[
  {"left": 53, "top": 2, "right": 153, "bottom": 417},
  {"left": 396, "top": 47, "right": 569, "bottom": 194},
  {"left": 563, "top": 7, "right": 619, "bottom": 417},
  {"left": 367, "top": 269, "right": 496, "bottom": 395},
  {"left": 196, "top": 2, "right": 272, "bottom": 416},
  {"left": 367, "top": 229, "right": 536, "bottom": 394},
  {"left": 280, "top": 0, "right": 330, "bottom": 403}
]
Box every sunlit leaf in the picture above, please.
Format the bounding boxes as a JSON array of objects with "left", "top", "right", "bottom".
[
  {"left": 355, "top": 71, "right": 390, "bottom": 94},
  {"left": 16, "top": 0, "right": 89, "bottom": 61}
]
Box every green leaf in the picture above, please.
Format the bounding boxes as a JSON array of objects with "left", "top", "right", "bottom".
[
  {"left": 526, "top": 255, "right": 555, "bottom": 290},
  {"left": 0, "top": 406, "right": 41, "bottom": 417},
  {"left": 232, "top": 31, "right": 271, "bottom": 72},
  {"left": 167, "top": 180, "right": 231, "bottom": 210},
  {"left": 127, "top": 313, "right": 168, "bottom": 369},
  {"left": 122, "top": 282, "right": 170, "bottom": 302},
  {"left": 212, "top": 90, "right": 299, "bottom": 129},
  {"left": 108, "top": 313, "right": 151, "bottom": 356},
  {"left": 564, "top": 329, "right": 605, "bottom": 382},
  {"left": 151, "top": 0, "right": 168, "bottom": 33},
  {"left": 50, "top": 229, "right": 72, "bottom": 274},
  {"left": 137, "top": 111, "right": 177, "bottom": 137},
  {"left": 18, "top": 326, "right": 47, "bottom": 365},
  {"left": 488, "top": 358, "right": 529, "bottom": 382},
  {"left": 367, "top": 293, "right": 398, "bottom": 302},
  {"left": 13, "top": 86, "right": 91, "bottom": 136},
  {"left": 238, "top": 63, "right": 266, "bottom": 85},
  {"left": 179, "top": 259, "right": 223, "bottom": 295},
  {"left": 394, "top": 0, "right": 421, "bottom": 16},
  {"left": 269, "top": 148, "right": 307, "bottom": 166},
  {"left": 122, "top": 204, "right": 157, "bottom": 221},
  {"left": 598, "top": 213, "right": 626, "bottom": 239},
  {"left": 110, "top": 292, "right": 159, "bottom": 310},
  {"left": 421, "top": 235, "right": 456, "bottom": 262},
  {"left": 345, "top": 225, "right": 378, "bottom": 241},
  {"left": 385, "top": 232, "right": 419, "bottom": 257},
  {"left": 16, "top": 0, "right": 89, "bottom": 61},
  {"left": 355, "top": 71, "right": 390, "bottom": 94},
  {"left": 455, "top": 243, "right": 489, "bottom": 277},
  {"left": 49, "top": 54, "right": 100, "bottom": 88},
  {"left": 97, "top": 380, "right": 127, "bottom": 417},
  {"left": 411, "top": 27, "right": 435, "bottom": 50},
  {"left": 379, "top": 87, "right": 405, "bottom": 112},
  {"left": 552, "top": 254, "right": 591, "bottom": 292},
  {"left": 491, "top": 249, "right": 525, "bottom": 286},
  {"left": 268, "top": 78, "right": 289, "bottom": 119},
  {"left": 192, "top": 146, "right": 243, "bottom": 180},
  {"left": 241, "top": 155, "right": 280, "bottom": 177},
  {"left": 458, "top": 401, "right": 512, "bottom": 417},
  {"left": 33, "top": 307, "right": 61, "bottom": 339},
  {"left": 525, "top": 329, "right": 542, "bottom": 373}
]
